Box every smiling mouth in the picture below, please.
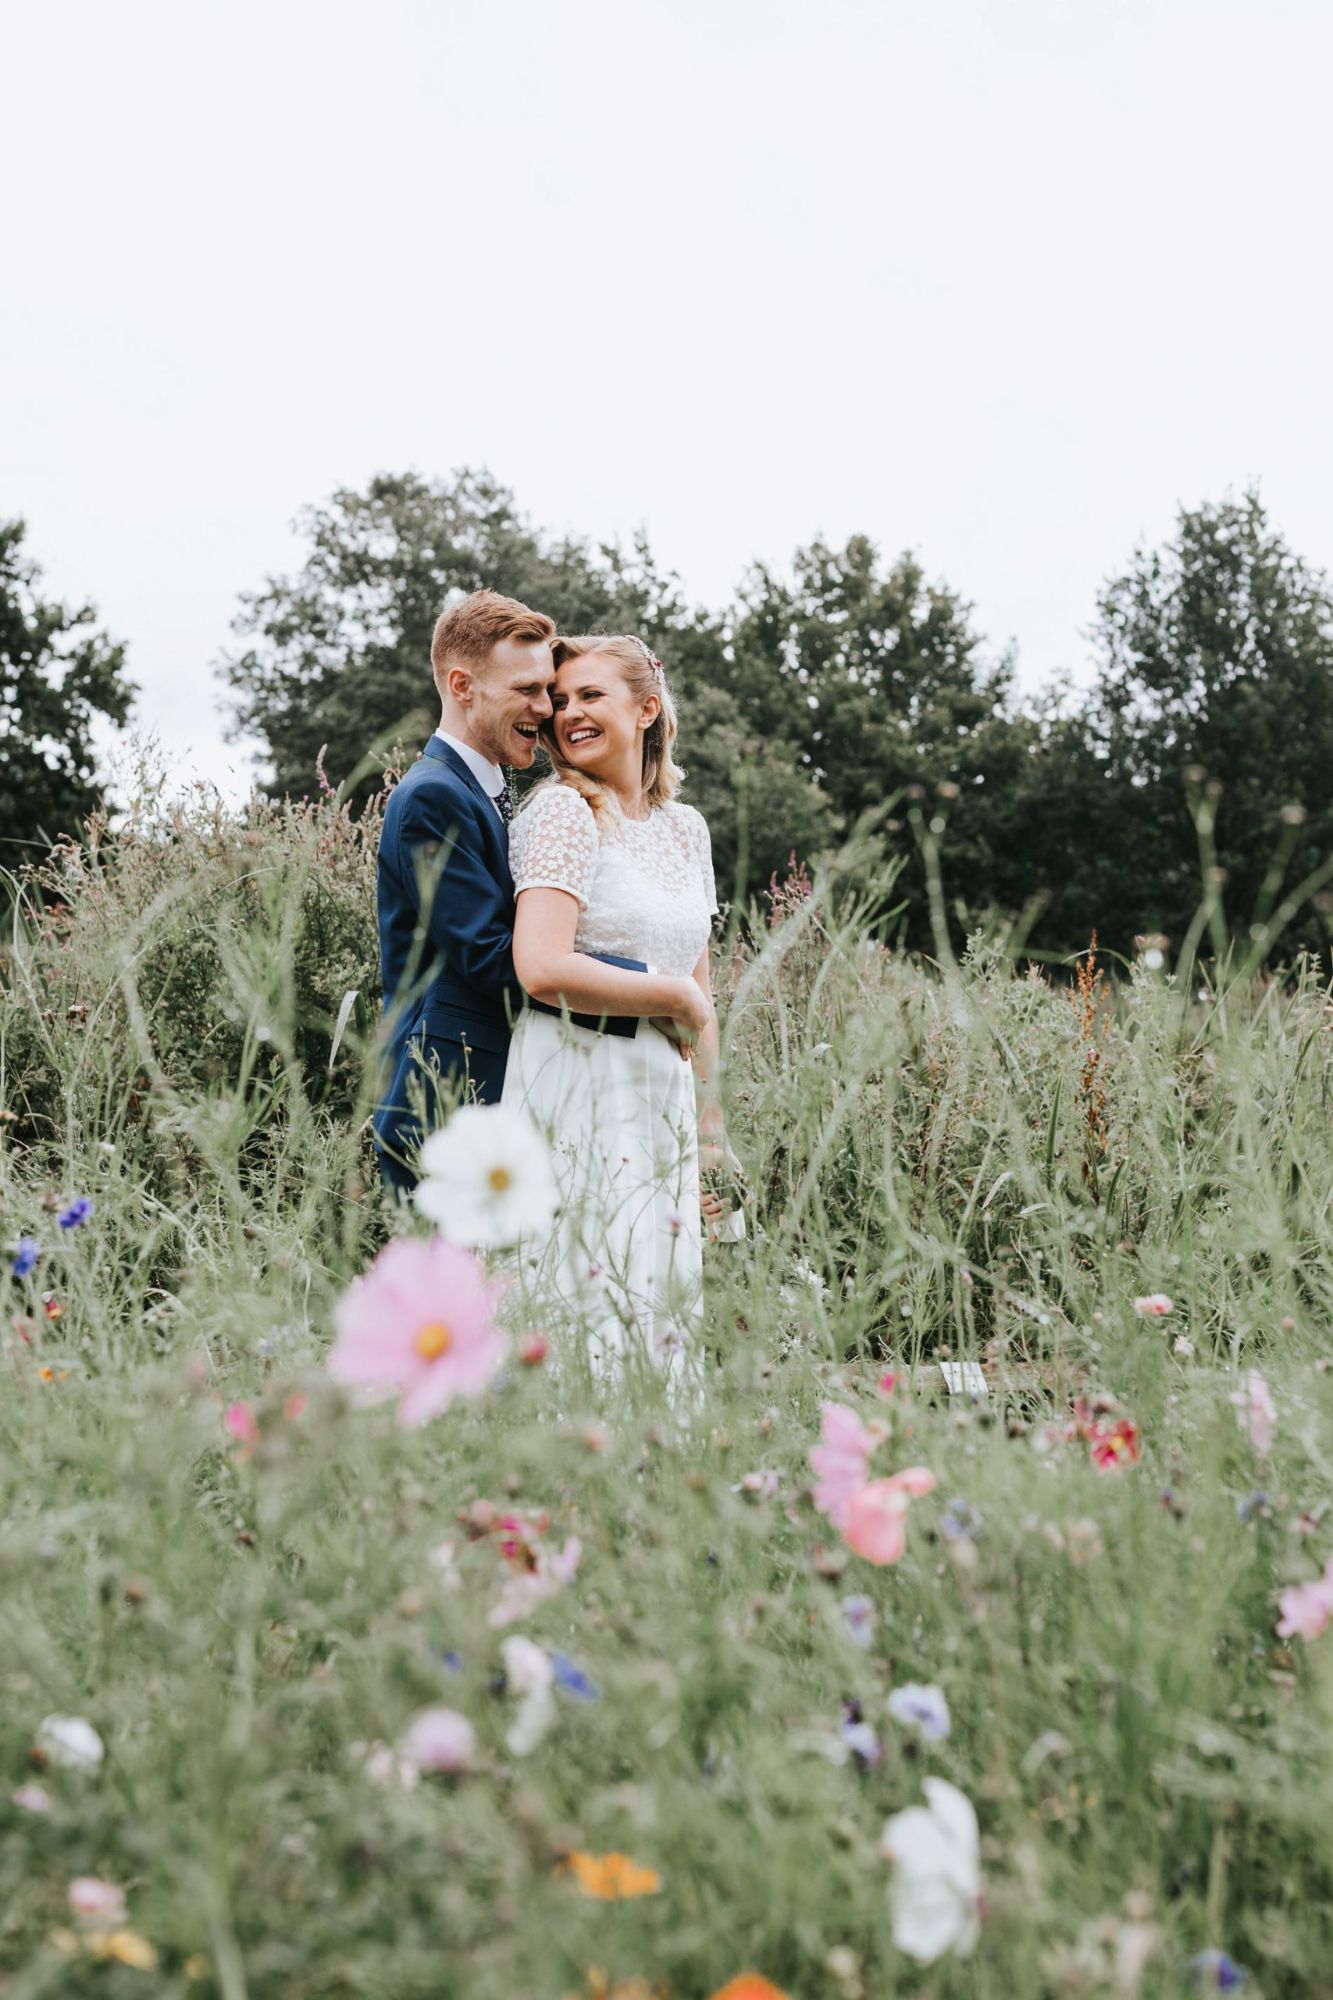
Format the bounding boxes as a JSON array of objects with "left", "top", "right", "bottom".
[
  {"left": 565, "top": 728, "right": 601, "bottom": 746},
  {"left": 513, "top": 723, "right": 539, "bottom": 740}
]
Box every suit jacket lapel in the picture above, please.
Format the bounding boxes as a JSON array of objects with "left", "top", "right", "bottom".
[{"left": 420, "top": 737, "right": 512, "bottom": 884}]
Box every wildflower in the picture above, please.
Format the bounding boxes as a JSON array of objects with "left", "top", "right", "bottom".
[
  {"left": 12, "top": 1782, "right": 52, "bottom": 1812},
  {"left": 888, "top": 1683, "right": 951, "bottom": 1742},
  {"left": 488, "top": 1530, "right": 581, "bottom": 1628},
  {"left": 282, "top": 1391, "right": 308, "bottom": 1421},
  {"left": 1133, "top": 1294, "right": 1173, "bottom": 1317},
  {"left": 738, "top": 1469, "right": 779, "bottom": 1501},
  {"left": 839, "top": 1698, "right": 882, "bottom": 1768},
  {"left": 1230, "top": 1372, "right": 1275, "bottom": 1457},
  {"left": 34, "top": 1714, "right": 104, "bottom": 1772},
  {"left": 502, "top": 1635, "right": 557, "bottom": 1755},
  {"left": 810, "top": 1402, "right": 887, "bottom": 1529},
  {"left": 844, "top": 1467, "right": 937, "bottom": 1565},
  {"left": 57, "top": 1196, "right": 93, "bottom": 1231},
  {"left": 69, "top": 1879, "right": 127, "bottom": 1925},
  {"left": 1073, "top": 1402, "right": 1140, "bottom": 1471},
  {"left": 1190, "top": 1949, "right": 1248, "bottom": 1990},
  {"left": 518, "top": 1332, "right": 549, "bottom": 1366},
  {"left": 940, "top": 1498, "right": 982, "bottom": 1542},
  {"left": 12, "top": 1237, "right": 38, "bottom": 1278},
  {"left": 327, "top": 1235, "right": 505, "bottom": 1427},
  {"left": 224, "top": 1402, "right": 258, "bottom": 1447},
  {"left": 1236, "top": 1490, "right": 1269, "bottom": 1523},
  {"left": 707, "top": 1977, "right": 792, "bottom": 2000},
  {"left": 1275, "top": 1558, "right": 1333, "bottom": 1641},
  {"left": 840, "top": 1594, "right": 877, "bottom": 1648},
  {"left": 1174, "top": 1335, "right": 1196, "bottom": 1359},
  {"left": 89, "top": 1930, "right": 157, "bottom": 1970},
  {"left": 43, "top": 1293, "right": 63, "bottom": 1321},
  {"left": 880, "top": 1777, "right": 982, "bottom": 1963},
  {"left": 358, "top": 1740, "right": 419, "bottom": 1789},
  {"left": 559, "top": 1851, "right": 661, "bottom": 1900},
  {"left": 399, "top": 1705, "right": 476, "bottom": 1776},
  {"left": 551, "top": 1651, "right": 602, "bottom": 1701},
  {"left": 415, "top": 1103, "right": 559, "bottom": 1249}
]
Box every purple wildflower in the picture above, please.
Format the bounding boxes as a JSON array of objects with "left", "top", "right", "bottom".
[
  {"left": 551, "top": 1651, "right": 601, "bottom": 1701},
  {"left": 940, "top": 1497, "right": 982, "bottom": 1542},
  {"left": 12, "top": 1237, "right": 39, "bottom": 1278},
  {"left": 840, "top": 1594, "right": 877, "bottom": 1649},
  {"left": 58, "top": 1197, "right": 93, "bottom": 1231},
  {"left": 1190, "top": 1950, "right": 1247, "bottom": 1991}
]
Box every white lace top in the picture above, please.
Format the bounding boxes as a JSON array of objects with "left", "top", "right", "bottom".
[{"left": 510, "top": 785, "right": 718, "bottom": 979}]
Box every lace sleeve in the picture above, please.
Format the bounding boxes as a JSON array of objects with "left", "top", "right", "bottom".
[{"left": 510, "top": 784, "right": 599, "bottom": 908}]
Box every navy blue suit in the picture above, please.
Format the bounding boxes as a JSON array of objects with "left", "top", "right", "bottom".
[
  {"left": 374, "top": 738, "right": 641, "bottom": 1193},
  {"left": 374, "top": 738, "right": 528, "bottom": 1191}
]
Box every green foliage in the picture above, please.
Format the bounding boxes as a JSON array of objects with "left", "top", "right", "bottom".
[
  {"left": 2, "top": 783, "right": 1332, "bottom": 1995},
  {"left": 0, "top": 519, "right": 136, "bottom": 876}
]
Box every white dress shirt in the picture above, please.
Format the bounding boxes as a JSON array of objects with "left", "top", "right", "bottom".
[{"left": 434, "top": 730, "right": 507, "bottom": 820}]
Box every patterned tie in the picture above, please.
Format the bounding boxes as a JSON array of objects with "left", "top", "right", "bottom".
[{"left": 496, "top": 781, "right": 514, "bottom": 827}]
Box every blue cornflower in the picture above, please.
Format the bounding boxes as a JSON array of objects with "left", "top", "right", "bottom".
[
  {"left": 940, "top": 1497, "right": 982, "bottom": 1542},
  {"left": 1236, "top": 1490, "right": 1269, "bottom": 1523},
  {"left": 1190, "top": 1949, "right": 1247, "bottom": 1991},
  {"left": 58, "top": 1197, "right": 93, "bottom": 1231},
  {"left": 551, "top": 1651, "right": 601, "bottom": 1701},
  {"left": 12, "top": 1237, "right": 39, "bottom": 1278}
]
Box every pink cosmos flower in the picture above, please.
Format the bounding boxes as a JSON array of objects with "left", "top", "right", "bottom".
[
  {"left": 69, "top": 1877, "right": 127, "bottom": 1925},
  {"left": 327, "top": 1236, "right": 505, "bottom": 1427},
  {"left": 224, "top": 1402, "right": 258, "bottom": 1445},
  {"left": 810, "top": 1403, "right": 887, "bottom": 1530},
  {"left": 843, "top": 1468, "right": 937, "bottom": 1565},
  {"left": 1276, "top": 1558, "right": 1333, "bottom": 1642},
  {"left": 1230, "top": 1371, "right": 1276, "bottom": 1457},
  {"left": 399, "top": 1705, "right": 476, "bottom": 1775},
  {"left": 1133, "top": 1294, "right": 1173, "bottom": 1317},
  {"left": 488, "top": 1533, "right": 582, "bottom": 1628}
]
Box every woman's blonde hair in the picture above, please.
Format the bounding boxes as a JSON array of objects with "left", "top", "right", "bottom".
[{"left": 538, "top": 634, "right": 685, "bottom": 820}]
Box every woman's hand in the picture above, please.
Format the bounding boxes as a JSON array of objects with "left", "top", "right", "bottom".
[{"left": 653, "top": 978, "right": 713, "bottom": 1059}]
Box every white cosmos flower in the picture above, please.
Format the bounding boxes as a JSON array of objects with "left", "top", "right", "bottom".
[
  {"left": 415, "top": 1104, "right": 559, "bottom": 1249},
  {"left": 501, "top": 1635, "right": 557, "bottom": 1756},
  {"left": 35, "top": 1715, "right": 104, "bottom": 1772},
  {"left": 887, "top": 1682, "right": 951, "bottom": 1742},
  {"left": 880, "top": 1777, "right": 982, "bottom": 1964}
]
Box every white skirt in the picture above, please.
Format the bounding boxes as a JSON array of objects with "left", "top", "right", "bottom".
[{"left": 501, "top": 1010, "right": 704, "bottom": 1375}]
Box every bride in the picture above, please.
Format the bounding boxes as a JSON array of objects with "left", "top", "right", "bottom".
[{"left": 502, "top": 633, "right": 724, "bottom": 1372}]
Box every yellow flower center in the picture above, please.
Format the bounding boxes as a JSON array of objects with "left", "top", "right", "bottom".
[
  {"left": 488, "top": 1165, "right": 513, "bottom": 1193},
  {"left": 414, "top": 1320, "right": 453, "bottom": 1362}
]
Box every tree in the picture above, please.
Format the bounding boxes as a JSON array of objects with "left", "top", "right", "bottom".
[
  {"left": 1083, "top": 491, "right": 1333, "bottom": 959},
  {"left": 0, "top": 520, "right": 135, "bottom": 876},
  {"left": 728, "top": 535, "right": 1028, "bottom": 948},
  {"left": 221, "top": 469, "right": 702, "bottom": 800}
]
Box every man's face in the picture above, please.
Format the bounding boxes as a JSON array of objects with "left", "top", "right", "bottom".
[{"left": 464, "top": 636, "right": 555, "bottom": 768}]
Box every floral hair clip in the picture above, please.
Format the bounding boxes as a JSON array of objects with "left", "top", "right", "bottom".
[{"left": 632, "top": 636, "right": 664, "bottom": 678}]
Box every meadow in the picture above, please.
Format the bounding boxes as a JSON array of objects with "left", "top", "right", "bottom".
[{"left": 1, "top": 777, "right": 1331, "bottom": 1999}]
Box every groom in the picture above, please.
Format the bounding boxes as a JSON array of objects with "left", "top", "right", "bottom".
[{"left": 373, "top": 587, "right": 641, "bottom": 1195}]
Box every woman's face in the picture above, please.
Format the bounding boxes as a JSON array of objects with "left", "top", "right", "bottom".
[{"left": 548, "top": 653, "right": 659, "bottom": 780}]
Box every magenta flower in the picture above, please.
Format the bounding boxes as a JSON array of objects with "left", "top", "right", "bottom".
[
  {"left": 1276, "top": 1558, "right": 1333, "bottom": 1642},
  {"left": 224, "top": 1402, "right": 259, "bottom": 1446},
  {"left": 1230, "top": 1371, "right": 1276, "bottom": 1457},
  {"left": 1133, "top": 1293, "right": 1173, "bottom": 1317},
  {"left": 810, "top": 1402, "right": 887, "bottom": 1530},
  {"left": 844, "top": 1467, "right": 937, "bottom": 1565},
  {"left": 327, "top": 1236, "right": 505, "bottom": 1427}
]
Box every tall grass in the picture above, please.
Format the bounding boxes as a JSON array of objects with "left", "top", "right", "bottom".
[{"left": 1, "top": 777, "right": 1331, "bottom": 1998}]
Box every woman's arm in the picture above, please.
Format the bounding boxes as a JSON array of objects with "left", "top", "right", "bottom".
[
  {"left": 686, "top": 945, "right": 727, "bottom": 1160},
  {"left": 513, "top": 888, "right": 711, "bottom": 1033}
]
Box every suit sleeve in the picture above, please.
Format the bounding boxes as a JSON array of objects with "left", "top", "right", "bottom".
[{"left": 397, "top": 787, "right": 519, "bottom": 1001}]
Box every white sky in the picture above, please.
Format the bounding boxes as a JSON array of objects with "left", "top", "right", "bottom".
[{"left": 4, "top": 0, "right": 1332, "bottom": 802}]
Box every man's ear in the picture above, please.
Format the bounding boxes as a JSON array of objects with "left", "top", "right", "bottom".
[{"left": 446, "top": 664, "right": 473, "bottom": 706}]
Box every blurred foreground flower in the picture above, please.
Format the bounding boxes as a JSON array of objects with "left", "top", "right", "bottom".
[
  {"left": 880, "top": 1776, "right": 981, "bottom": 1963},
  {"left": 844, "top": 1468, "right": 936, "bottom": 1565},
  {"left": 707, "top": 1979, "right": 792, "bottom": 2000},
  {"left": 415, "top": 1103, "right": 558, "bottom": 1248},
  {"left": 810, "top": 1402, "right": 887, "bottom": 1529},
  {"left": 502, "top": 1635, "right": 557, "bottom": 1755},
  {"left": 559, "top": 1851, "right": 661, "bottom": 1900},
  {"left": 12, "top": 1783, "right": 52, "bottom": 1813},
  {"left": 1073, "top": 1402, "right": 1141, "bottom": 1472},
  {"left": 489, "top": 1524, "right": 581, "bottom": 1628},
  {"left": 1275, "top": 1557, "right": 1333, "bottom": 1641},
  {"left": 34, "top": 1714, "right": 104, "bottom": 1772},
  {"left": 888, "top": 1683, "right": 951, "bottom": 1741},
  {"left": 12, "top": 1236, "right": 39, "bottom": 1277},
  {"left": 1191, "top": 1948, "right": 1248, "bottom": 1990},
  {"left": 69, "top": 1879, "right": 126, "bottom": 1925},
  {"left": 1133, "top": 1294, "right": 1173, "bottom": 1317},
  {"left": 1230, "top": 1371, "right": 1275, "bottom": 1457},
  {"left": 328, "top": 1236, "right": 504, "bottom": 1426},
  {"left": 58, "top": 1196, "right": 93, "bottom": 1231},
  {"left": 399, "top": 1705, "right": 476, "bottom": 1776}
]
